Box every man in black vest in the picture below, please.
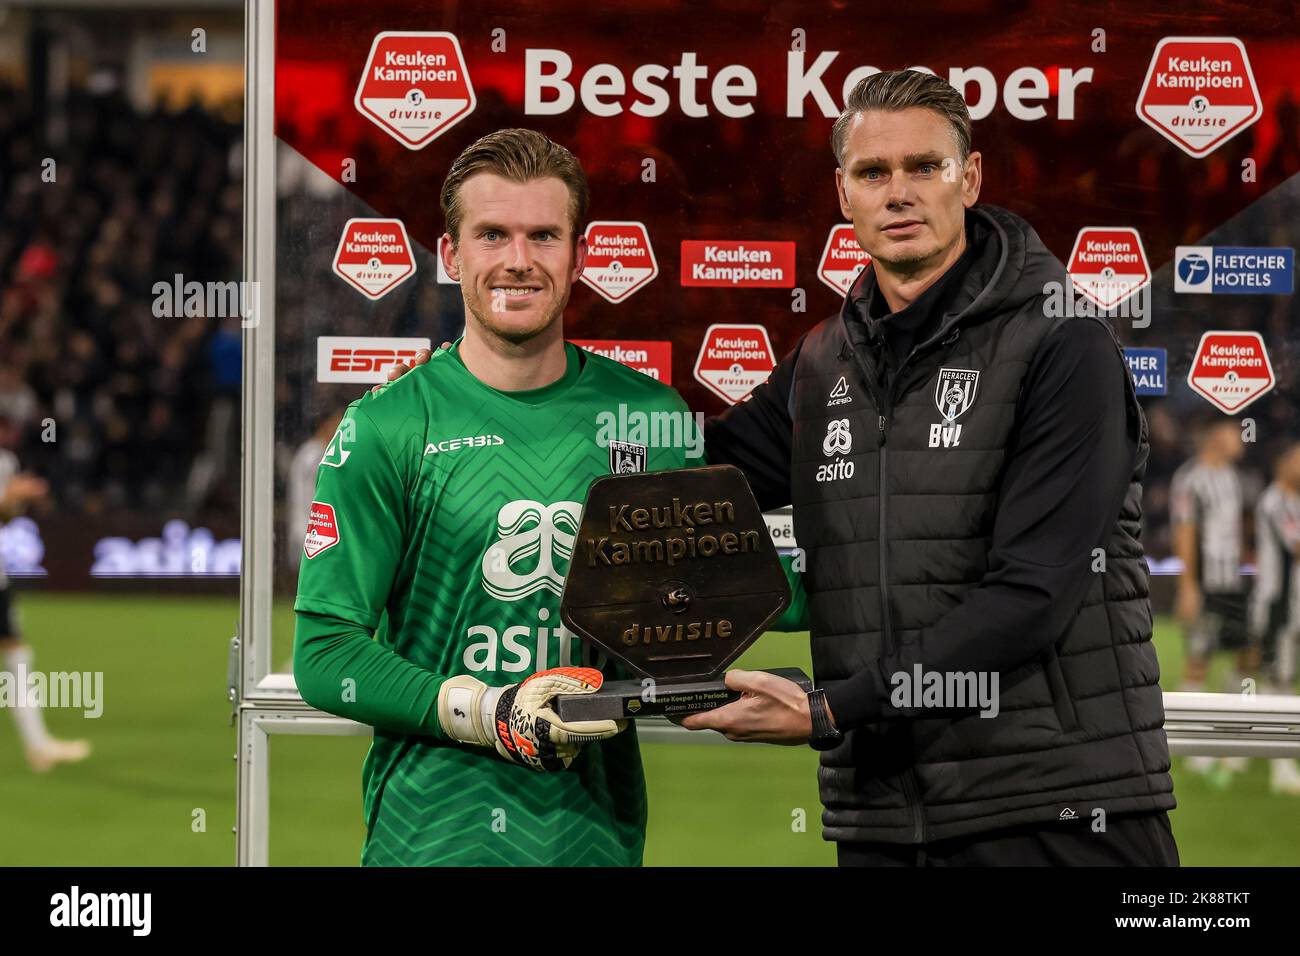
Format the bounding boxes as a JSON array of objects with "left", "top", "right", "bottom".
[{"left": 682, "top": 70, "right": 1178, "bottom": 866}]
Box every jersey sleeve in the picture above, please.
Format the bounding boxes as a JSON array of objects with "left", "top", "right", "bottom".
[
  {"left": 292, "top": 403, "right": 449, "bottom": 739},
  {"left": 294, "top": 404, "right": 406, "bottom": 627},
  {"left": 694, "top": 401, "right": 807, "bottom": 634},
  {"left": 771, "top": 551, "right": 809, "bottom": 632},
  {"left": 702, "top": 337, "right": 800, "bottom": 512}
]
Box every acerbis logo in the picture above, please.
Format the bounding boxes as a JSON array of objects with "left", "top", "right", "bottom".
[
  {"left": 423, "top": 434, "right": 505, "bottom": 455},
  {"left": 320, "top": 422, "right": 352, "bottom": 468},
  {"left": 481, "top": 499, "right": 581, "bottom": 601},
  {"left": 826, "top": 376, "right": 852, "bottom": 407},
  {"left": 817, "top": 418, "right": 854, "bottom": 483}
]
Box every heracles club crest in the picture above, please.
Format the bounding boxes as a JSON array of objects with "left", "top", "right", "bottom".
[
  {"left": 934, "top": 368, "right": 980, "bottom": 423},
  {"left": 609, "top": 440, "right": 647, "bottom": 474}
]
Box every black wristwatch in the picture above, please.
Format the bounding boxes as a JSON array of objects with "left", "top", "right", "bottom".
[{"left": 807, "top": 688, "right": 844, "bottom": 751}]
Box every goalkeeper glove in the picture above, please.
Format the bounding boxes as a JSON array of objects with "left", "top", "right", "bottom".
[{"left": 436, "top": 666, "right": 626, "bottom": 771}]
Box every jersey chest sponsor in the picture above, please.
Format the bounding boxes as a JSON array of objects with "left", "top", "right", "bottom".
[
  {"left": 460, "top": 497, "right": 608, "bottom": 675},
  {"left": 461, "top": 605, "right": 607, "bottom": 674}
]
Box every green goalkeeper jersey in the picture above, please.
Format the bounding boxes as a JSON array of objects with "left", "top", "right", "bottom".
[{"left": 293, "top": 341, "right": 694, "bottom": 866}]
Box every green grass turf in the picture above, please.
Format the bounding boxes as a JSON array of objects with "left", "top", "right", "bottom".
[{"left": 0, "top": 593, "right": 1295, "bottom": 866}]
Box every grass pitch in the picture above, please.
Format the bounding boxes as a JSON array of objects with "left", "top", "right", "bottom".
[{"left": 0, "top": 593, "right": 1293, "bottom": 866}]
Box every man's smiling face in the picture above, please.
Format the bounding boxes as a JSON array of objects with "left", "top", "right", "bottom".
[
  {"left": 441, "top": 173, "right": 587, "bottom": 345},
  {"left": 835, "top": 107, "right": 980, "bottom": 274}
]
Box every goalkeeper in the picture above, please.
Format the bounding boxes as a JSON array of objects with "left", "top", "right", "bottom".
[{"left": 294, "top": 129, "right": 804, "bottom": 866}]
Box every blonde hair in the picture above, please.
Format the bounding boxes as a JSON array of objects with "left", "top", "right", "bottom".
[{"left": 440, "top": 128, "right": 589, "bottom": 245}]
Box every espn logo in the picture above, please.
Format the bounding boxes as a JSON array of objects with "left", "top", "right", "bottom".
[{"left": 317, "top": 336, "right": 432, "bottom": 383}]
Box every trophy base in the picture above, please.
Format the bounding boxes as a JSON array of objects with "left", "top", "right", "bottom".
[{"left": 553, "top": 667, "right": 813, "bottom": 722}]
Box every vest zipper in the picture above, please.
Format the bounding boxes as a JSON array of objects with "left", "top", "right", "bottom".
[
  {"left": 847, "top": 326, "right": 961, "bottom": 846},
  {"left": 872, "top": 360, "right": 926, "bottom": 847}
]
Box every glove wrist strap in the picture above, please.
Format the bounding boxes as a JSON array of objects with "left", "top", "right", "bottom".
[{"left": 437, "top": 676, "right": 495, "bottom": 747}]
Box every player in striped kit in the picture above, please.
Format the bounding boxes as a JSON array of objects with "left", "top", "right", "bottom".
[
  {"left": 0, "top": 411, "right": 92, "bottom": 771},
  {"left": 1170, "top": 419, "right": 1255, "bottom": 781},
  {"left": 1249, "top": 444, "right": 1300, "bottom": 794}
]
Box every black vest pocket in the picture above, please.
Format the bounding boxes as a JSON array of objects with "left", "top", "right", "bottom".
[{"left": 1041, "top": 645, "right": 1080, "bottom": 733}]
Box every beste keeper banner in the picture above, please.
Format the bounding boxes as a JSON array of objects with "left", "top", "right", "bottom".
[{"left": 273, "top": 0, "right": 1298, "bottom": 413}]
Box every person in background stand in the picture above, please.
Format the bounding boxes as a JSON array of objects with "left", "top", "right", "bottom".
[{"left": 1249, "top": 443, "right": 1300, "bottom": 795}]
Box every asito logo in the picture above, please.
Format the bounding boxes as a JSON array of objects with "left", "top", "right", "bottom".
[
  {"left": 1136, "top": 37, "right": 1262, "bottom": 158},
  {"left": 332, "top": 219, "right": 416, "bottom": 300},
  {"left": 579, "top": 221, "right": 658, "bottom": 303},
  {"left": 822, "top": 418, "right": 852, "bottom": 456},
  {"left": 818, "top": 225, "right": 872, "bottom": 296},
  {"left": 354, "top": 32, "right": 476, "bottom": 149},
  {"left": 817, "top": 418, "right": 853, "bottom": 483},
  {"left": 1067, "top": 227, "right": 1150, "bottom": 311},
  {"left": 303, "top": 502, "right": 340, "bottom": 559},
  {"left": 693, "top": 324, "right": 777, "bottom": 404},
  {"left": 317, "top": 336, "right": 432, "bottom": 383},
  {"left": 481, "top": 500, "right": 581, "bottom": 601},
  {"left": 465, "top": 499, "right": 601, "bottom": 676},
  {"left": 1187, "top": 331, "right": 1275, "bottom": 415}
]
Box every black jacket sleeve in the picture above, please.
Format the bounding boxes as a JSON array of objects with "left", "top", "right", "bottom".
[
  {"left": 702, "top": 335, "right": 804, "bottom": 511},
  {"left": 823, "top": 318, "right": 1139, "bottom": 729}
]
